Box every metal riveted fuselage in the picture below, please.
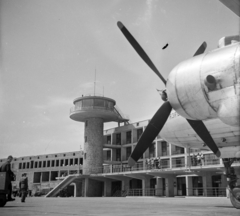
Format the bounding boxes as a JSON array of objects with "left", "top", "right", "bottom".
[{"left": 167, "top": 42, "right": 240, "bottom": 127}]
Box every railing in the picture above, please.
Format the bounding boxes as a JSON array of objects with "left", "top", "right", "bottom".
[
  {"left": 127, "top": 188, "right": 156, "bottom": 196},
  {"left": 172, "top": 150, "right": 185, "bottom": 155},
  {"left": 81, "top": 159, "right": 239, "bottom": 175},
  {"left": 190, "top": 187, "right": 227, "bottom": 197},
  {"left": 125, "top": 187, "right": 227, "bottom": 197}
]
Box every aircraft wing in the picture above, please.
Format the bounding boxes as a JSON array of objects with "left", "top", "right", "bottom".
[{"left": 219, "top": 0, "right": 240, "bottom": 17}]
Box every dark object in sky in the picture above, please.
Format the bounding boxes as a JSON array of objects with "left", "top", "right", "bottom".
[{"left": 162, "top": 43, "right": 168, "bottom": 49}]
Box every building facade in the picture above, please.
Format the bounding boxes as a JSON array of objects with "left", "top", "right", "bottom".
[{"left": 1, "top": 119, "right": 239, "bottom": 198}]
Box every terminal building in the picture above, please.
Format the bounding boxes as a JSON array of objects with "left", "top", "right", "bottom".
[{"left": 1, "top": 95, "right": 239, "bottom": 198}]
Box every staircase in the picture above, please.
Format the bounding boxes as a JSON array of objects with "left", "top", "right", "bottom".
[{"left": 45, "top": 174, "right": 79, "bottom": 197}]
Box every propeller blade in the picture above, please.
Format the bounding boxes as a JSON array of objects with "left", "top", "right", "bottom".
[
  {"left": 193, "top": 42, "right": 207, "bottom": 56},
  {"left": 128, "top": 101, "right": 172, "bottom": 166},
  {"left": 117, "top": 21, "right": 166, "bottom": 85},
  {"left": 187, "top": 119, "right": 221, "bottom": 157}
]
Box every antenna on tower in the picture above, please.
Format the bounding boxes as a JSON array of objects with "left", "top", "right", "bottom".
[{"left": 94, "top": 68, "right": 96, "bottom": 96}]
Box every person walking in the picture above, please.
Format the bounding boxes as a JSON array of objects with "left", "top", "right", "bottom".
[
  {"left": 19, "top": 173, "right": 28, "bottom": 203},
  {"left": 0, "top": 155, "right": 15, "bottom": 201}
]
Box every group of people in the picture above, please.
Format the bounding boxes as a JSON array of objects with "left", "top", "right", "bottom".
[
  {"left": 191, "top": 152, "right": 204, "bottom": 166},
  {"left": 0, "top": 155, "right": 29, "bottom": 203},
  {"left": 145, "top": 157, "right": 162, "bottom": 169}
]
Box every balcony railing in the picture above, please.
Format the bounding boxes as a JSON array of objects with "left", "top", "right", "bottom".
[
  {"left": 190, "top": 187, "right": 227, "bottom": 197},
  {"left": 81, "top": 159, "right": 239, "bottom": 175}
]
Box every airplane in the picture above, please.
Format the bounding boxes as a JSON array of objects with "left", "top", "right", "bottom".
[{"left": 117, "top": 0, "right": 240, "bottom": 209}]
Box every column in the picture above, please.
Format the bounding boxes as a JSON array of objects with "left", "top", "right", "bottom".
[
  {"left": 142, "top": 178, "right": 151, "bottom": 196},
  {"left": 165, "top": 175, "right": 176, "bottom": 197},
  {"left": 155, "top": 178, "right": 163, "bottom": 196},
  {"left": 84, "top": 178, "right": 89, "bottom": 197},
  {"left": 122, "top": 179, "right": 130, "bottom": 192},
  {"left": 202, "top": 173, "right": 212, "bottom": 197},
  {"left": 103, "top": 179, "right": 112, "bottom": 197},
  {"left": 186, "top": 176, "right": 193, "bottom": 196}
]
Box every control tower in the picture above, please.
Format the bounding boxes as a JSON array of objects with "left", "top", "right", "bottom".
[{"left": 69, "top": 95, "right": 128, "bottom": 196}]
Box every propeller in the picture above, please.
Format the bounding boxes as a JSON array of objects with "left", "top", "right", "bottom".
[
  {"left": 117, "top": 22, "right": 220, "bottom": 166},
  {"left": 117, "top": 22, "right": 166, "bottom": 85}
]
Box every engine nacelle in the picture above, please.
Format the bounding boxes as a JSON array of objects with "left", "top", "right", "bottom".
[{"left": 167, "top": 42, "right": 240, "bottom": 126}]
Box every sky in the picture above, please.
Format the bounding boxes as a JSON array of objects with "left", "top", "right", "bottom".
[{"left": 0, "top": 0, "right": 239, "bottom": 158}]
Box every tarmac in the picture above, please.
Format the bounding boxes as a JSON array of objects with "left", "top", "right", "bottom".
[{"left": 0, "top": 196, "right": 239, "bottom": 216}]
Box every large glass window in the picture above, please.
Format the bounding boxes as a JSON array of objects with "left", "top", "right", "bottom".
[
  {"left": 94, "top": 99, "right": 104, "bottom": 107},
  {"left": 107, "top": 150, "right": 111, "bottom": 161},
  {"left": 107, "top": 136, "right": 111, "bottom": 144},
  {"left": 149, "top": 143, "right": 155, "bottom": 158},
  {"left": 82, "top": 99, "right": 93, "bottom": 107},
  {"left": 161, "top": 141, "right": 169, "bottom": 156},
  {"left": 116, "top": 149, "right": 121, "bottom": 161},
  {"left": 126, "top": 131, "right": 132, "bottom": 144},
  {"left": 126, "top": 147, "right": 132, "bottom": 159},
  {"left": 75, "top": 101, "right": 82, "bottom": 109},
  {"left": 137, "top": 128, "right": 143, "bottom": 141},
  {"left": 116, "top": 133, "right": 121, "bottom": 145},
  {"left": 105, "top": 101, "right": 114, "bottom": 110}
]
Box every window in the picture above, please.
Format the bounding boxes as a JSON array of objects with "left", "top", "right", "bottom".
[
  {"left": 34, "top": 161, "right": 38, "bottom": 168},
  {"left": 60, "top": 159, "right": 64, "bottom": 166},
  {"left": 107, "top": 150, "right": 111, "bottom": 161},
  {"left": 126, "top": 147, "right": 131, "bottom": 159},
  {"left": 94, "top": 99, "right": 104, "bottom": 107},
  {"left": 26, "top": 162, "right": 30, "bottom": 169},
  {"left": 82, "top": 99, "right": 93, "bottom": 107},
  {"left": 107, "top": 136, "right": 111, "bottom": 144},
  {"left": 116, "top": 133, "right": 121, "bottom": 145},
  {"left": 116, "top": 149, "right": 121, "bottom": 161},
  {"left": 65, "top": 159, "right": 68, "bottom": 166},
  {"left": 23, "top": 163, "right": 26, "bottom": 169},
  {"left": 47, "top": 161, "right": 50, "bottom": 167},
  {"left": 56, "top": 160, "right": 59, "bottom": 167},
  {"left": 162, "top": 141, "right": 169, "bottom": 156},
  {"left": 175, "top": 146, "right": 184, "bottom": 154},
  {"left": 149, "top": 143, "right": 155, "bottom": 158},
  {"left": 80, "top": 158, "right": 83, "bottom": 165},
  {"left": 43, "top": 161, "right": 46, "bottom": 168},
  {"left": 74, "top": 158, "right": 78, "bottom": 165},
  {"left": 39, "top": 161, "right": 42, "bottom": 168},
  {"left": 137, "top": 128, "right": 143, "bottom": 141},
  {"left": 19, "top": 163, "right": 22, "bottom": 169},
  {"left": 126, "top": 131, "right": 132, "bottom": 144},
  {"left": 51, "top": 160, "right": 55, "bottom": 167},
  {"left": 30, "top": 161, "right": 34, "bottom": 169}
]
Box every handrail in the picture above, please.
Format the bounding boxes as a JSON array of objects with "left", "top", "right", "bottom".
[{"left": 79, "top": 160, "right": 240, "bottom": 175}]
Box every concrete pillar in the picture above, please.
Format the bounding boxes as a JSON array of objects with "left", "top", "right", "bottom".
[
  {"left": 202, "top": 173, "right": 212, "bottom": 197},
  {"left": 155, "top": 178, "right": 163, "bottom": 196},
  {"left": 103, "top": 179, "right": 112, "bottom": 197},
  {"left": 84, "top": 178, "right": 89, "bottom": 197},
  {"left": 122, "top": 179, "right": 130, "bottom": 191},
  {"left": 186, "top": 176, "right": 193, "bottom": 196},
  {"left": 142, "top": 178, "right": 150, "bottom": 196},
  {"left": 165, "top": 175, "right": 176, "bottom": 197}
]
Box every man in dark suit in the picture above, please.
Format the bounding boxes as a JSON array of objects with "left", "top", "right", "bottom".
[
  {"left": 0, "top": 155, "right": 15, "bottom": 201},
  {"left": 19, "top": 173, "right": 28, "bottom": 202}
]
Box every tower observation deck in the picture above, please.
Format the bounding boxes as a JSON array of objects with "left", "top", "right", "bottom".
[{"left": 69, "top": 95, "right": 129, "bottom": 196}]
